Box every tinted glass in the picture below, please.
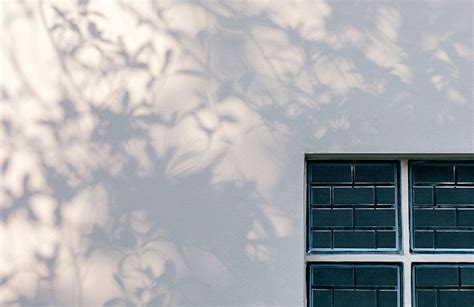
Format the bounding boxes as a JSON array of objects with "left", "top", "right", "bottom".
[
  {"left": 410, "top": 161, "right": 474, "bottom": 251},
  {"left": 308, "top": 263, "right": 402, "bottom": 307},
  {"left": 308, "top": 162, "right": 399, "bottom": 252},
  {"left": 413, "top": 264, "right": 474, "bottom": 307}
]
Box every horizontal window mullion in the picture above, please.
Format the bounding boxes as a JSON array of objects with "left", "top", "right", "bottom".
[{"left": 311, "top": 183, "right": 396, "bottom": 187}]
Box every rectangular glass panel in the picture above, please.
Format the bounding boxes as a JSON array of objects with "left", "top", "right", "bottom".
[
  {"left": 308, "top": 161, "right": 399, "bottom": 252},
  {"left": 308, "top": 263, "right": 402, "bottom": 307},
  {"left": 410, "top": 161, "right": 474, "bottom": 252},
  {"left": 413, "top": 264, "right": 474, "bottom": 307}
]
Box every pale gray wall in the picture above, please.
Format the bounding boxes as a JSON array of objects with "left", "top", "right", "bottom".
[{"left": 1, "top": 0, "right": 472, "bottom": 306}]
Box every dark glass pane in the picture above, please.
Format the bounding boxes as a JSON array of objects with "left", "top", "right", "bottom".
[
  {"left": 311, "top": 164, "right": 352, "bottom": 184},
  {"left": 333, "top": 187, "right": 374, "bottom": 205},
  {"left": 377, "top": 187, "right": 396, "bottom": 204},
  {"left": 356, "top": 267, "right": 398, "bottom": 286},
  {"left": 436, "top": 187, "right": 474, "bottom": 205},
  {"left": 458, "top": 209, "right": 474, "bottom": 227},
  {"left": 312, "top": 209, "right": 352, "bottom": 227},
  {"left": 311, "top": 290, "right": 332, "bottom": 307},
  {"left": 334, "top": 290, "right": 376, "bottom": 307},
  {"left": 354, "top": 209, "right": 395, "bottom": 227},
  {"left": 414, "top": 231, "right": 434, "bottom": 249},
  {"left": 413, "top": 164, "right": 454, "bottom": 184},
  {"left": 354, "top": 164, "right": 395, "bottom": 184},
  {"left": 413, "top": 187, "right": 433, "bottom": 205},
  {"left": 457, "top": 165, "right": 474, "bottom": 183},
  {"left": 438, "top": 290, "right": 474, "bottom": 307},
  {"left": 416, "top": 290, "right": 437, "bottom": 307},
  {"left": 311, "top": 231, "right": 331, "bottom": 248},
  {"left": 333, "top": 231, "right": 375, "bottom": 249},
  {"left": 416, "top": 266, "right": 458, "bottom": 286},
  {"left": 376, "top": 231, "right": 397, "bottom": 248},
  {"left": 460, "top": 267, "right": 474, "bottom": 287},
  {"left": 436, "top": 231, "right": 473, "bottom": 249},
  {"left": 414, "top": 209, "right": 456, "bottom": 227},
  {"left": 312, "top": 267, "right": 354, "bottom": 287},
  {"left": 378, "top": 290, "right": 398, "bottom": 307},
  {"left": 312, "top": 187, "right": 331, "bottom": 205}
]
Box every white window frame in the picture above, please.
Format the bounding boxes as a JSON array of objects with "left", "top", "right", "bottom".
[{"left": 304, "top": 154, "right": 474, "bottom": 307}]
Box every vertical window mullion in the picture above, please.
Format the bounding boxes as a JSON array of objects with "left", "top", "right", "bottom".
[{"left": 401, "top": 160, "right": 412, "bottom": 307}]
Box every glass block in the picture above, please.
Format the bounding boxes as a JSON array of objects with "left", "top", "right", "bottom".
[
  {"left": 308, "top": 263, "right": 402, "bottom": 307},
  {"left": 354, "top": 209, "right": 395, "bottom": 227},
  {"left": 311, "top": 164, "right": 352, "bottom": 184},
  {"left": 414, "top": 209, "right": 456, "bottom": 227},
  {"left": 435, "top": 231, "right": 473, "bottom": 249},
  {"left": 334, "top": 290, "right": 376, "bottom": 307},
  {"left": 311, "top": 231, "right": 331, "bottom": 249},
  {"left": 413, "top": 187, "right": 433, "bottom": 205},
  {"left": 378, "top": 290, "right": 398, "bottom": 307},
  {"left": 311, "top": 289, "right": 332, "bottom": 307},
  {"left": 377, "top": 187, "right": 396, "bottom": 204},
  {"left": 457, "top": 165, "right": 474, "bottom": 183},
  {"left": 354, "top": 164, "right": 395, "bottom": 184},
  {"left": 412, "top": 164, "right": 454, "bottom": 184},
  {"left": 457, "top": 209, "right": 474, "bottom": 226},
  {"left": 435, "top": 187, "right": 474, "bottom": 205},
  {"left": 333, "top": 187, "right": 374, "bottom": 205},
  {"left": 312, "top": 187, "right": 330, "bottom": 205},
  {"left": 355, "top": 266, "right": 399, "bottom": 286},
  {"left": 333, "top": 230, "right": 375, "bottom": 249},
  {"left": 312, "top": 266, "right": 354, "bottom": 287},
  {"left": 416, "top": 290, "right": 437, "bottom": 307},
  {"left": 376, "top": 231, "right": 397, "bottom": 248},
  {"left": 414, "top": 231, "right": 434, "bottom": 248},
  {"left": 311, "top": 209, "right": 353, "bottom": 227}
]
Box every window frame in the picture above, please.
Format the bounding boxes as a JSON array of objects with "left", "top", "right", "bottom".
[
  {"left": 409, "top": 160, "right": 474, "bottom": 253},
  {"left": 412, "top": 262, "right": 474, "bottom": 307},
  {"left": 304, "top": 154, "right": 474, "bottom": 307},
  {"left": 306, "top": 160, "right": 401, "bottom": 254}
]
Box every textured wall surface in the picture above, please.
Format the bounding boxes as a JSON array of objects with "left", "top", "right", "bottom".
[{"left": 1, "top": 0, "right": 473, "bottom": 306}]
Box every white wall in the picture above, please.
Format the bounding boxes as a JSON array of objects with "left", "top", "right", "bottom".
[{"left": 1, "top": 0, "right": 472, "bottom": 306}]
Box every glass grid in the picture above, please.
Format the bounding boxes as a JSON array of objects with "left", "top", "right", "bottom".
[
  {"left": 308, "top": 263, "right": 402, "bottom": 307},
  {"left": 307, "top": 161, "right": 400, "bottom": 253},
  {"left": 412, "top": 263, "right": 474, "bottom": 307},
  {"left": 409, "top": 161, "right": 474, "bottom": 252}
]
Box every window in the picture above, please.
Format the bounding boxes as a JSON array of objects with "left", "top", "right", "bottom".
[
  {"left": 410, "top": 161, "right": 474, "bottom": 252},
  {"left": 413, "top": 263, "right": 474, "bottom": 307},
  {"left": 305, "top": 155, "right": 474, "bottom": 307},
  {"left": 308, "top": 263, "right": 402, "bottom": 307},
  {"left": 307, "top": 162, "right": 400, "bottom": 252}
]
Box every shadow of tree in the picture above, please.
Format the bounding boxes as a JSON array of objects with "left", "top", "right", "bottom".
[{"left": 1, "top": 0, "right": 472, "bottom": 306}]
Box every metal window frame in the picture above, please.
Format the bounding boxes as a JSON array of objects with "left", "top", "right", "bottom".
[
  {"left": 306, "top": 160, "right": 401, "bottom": 254},
  {"left": 307, "top": 262, "right": 403, "bottom": 307},
  {"left": 411, "top": 262, "right": 474, "bottom": 307},
  {"left": 409, "top": 160, "right": 474, "bottom": 253},
  {"left": 304, "top": 153, "right": 474, "bottom": 307}
]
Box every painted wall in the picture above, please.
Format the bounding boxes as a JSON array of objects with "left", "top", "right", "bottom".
[{"left": 1, "top": 0, "right": 472, "bottom": 305}]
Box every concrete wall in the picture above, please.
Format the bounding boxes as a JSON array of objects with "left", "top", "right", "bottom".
[{"left": 1, "top": 0, "right": 472, "bottom": 305}]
